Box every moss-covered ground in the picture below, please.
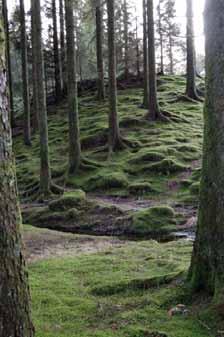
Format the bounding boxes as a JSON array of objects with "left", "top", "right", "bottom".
[
  {"left": 15, "top": 76, "right": 216, "bottom": 336},
  {"left": 15, "top": 75, "right": 203, "bottom": 237},
  {"left": 23, "top": 225, "right": 217, "bottom": 337}
]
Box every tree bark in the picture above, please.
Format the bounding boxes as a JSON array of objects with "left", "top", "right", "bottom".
[
  {"left": 59, "top": 0, "right": 66, "bottom": 94},
  {"left": 65, "top": 0, "right": 81, "bottom": 174},
  {"left": 142, "top": 0, "right": 149, "bottom": 108},
  {"left": 52, "top": 0, "right": 62, "bottom": 100},
  {"left": 32, "top": 0, "right": 51, "bottom": 195},
  {"left": 189, "top": 0, "right": 224, "bottom": 302},
  {"left": 146, "top": 0, "right": 160, "bottom": 120},
  {"left": 186, "top": 0, "right": 198, "bottom": 99},
  {"left": 123, "top": 0, "right": 129, "bottom": 80},
  {"left": 107, "top": 0, "right": 122, "bottom": 151},
  {"left": 96, "top": 0, "right": 105, "bottom": 100},
  {"left": 158, "top": 0, "right": 164, "bottom": 75},
  {"left": 20, "top": 0, "right": 31, "bottom": 146},
  {"left": 2, "top": 0, "right": 14, "bottom": 127},
  {"left": 0, "top": 6, "right": 34, "bottom": 336}
]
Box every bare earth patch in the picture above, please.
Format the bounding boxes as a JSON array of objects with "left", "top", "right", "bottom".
[{"left": 23, "top": 226, "right": 127, "bottom": 263}]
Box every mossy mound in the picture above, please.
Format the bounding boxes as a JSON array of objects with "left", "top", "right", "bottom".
[
  {"left": 86, "top": 170, "right": 129, "bottom": 191},
  {"left": 129, "top": 150, "right": 165, "bottom": 165},
  {"left": 128, "top": 182, "right": 155, "bottom": 195},
  {"left": 144, "top": 159, "right": 188, "bottom": 175},
  {"left": 49, "top": 190, "right": 86, "bottom": 211},
  {"left": 131, "top": 206, "right": 179, "bottom": 236}
]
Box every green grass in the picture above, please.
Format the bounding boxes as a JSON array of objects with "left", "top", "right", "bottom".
[{"left": 29, "top": 238, "right": 211, "bottom": 337}]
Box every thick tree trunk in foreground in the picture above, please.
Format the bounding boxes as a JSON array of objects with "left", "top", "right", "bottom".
[
  {"left": 0, "top": 7, "right": 34, "bottom": 336},
  {"left": 20, "top": 0, "right": 31, "bottom": 146},
  {"left": 107, "top": 0, "right": 122, "bottom": 151},
  {"left": 146, "top": 0, "right": 160, "bottom": 120},
  {"left": 189, "top": 0, "right": 224, "bottom": 302},
  {"left": 32, "top": 0, "right": 51, "bottom": 195},
  {"left": 65, "top": 0, "right": 81, "bottom": 174},
  {"left": 142, "top": 0, "right": 149, "bottom": 108},
  {"left": 96, "top": 0, "right": 105, "bottom": 100},
  {"left": 186, "top": 0, "right": 198, "bottom": 99},
  {"left": 59, "top": 0, "right": 66, "bottom": 93},
  {"left": 2, "top": 0, "right": 14, "bottom": 127},
  {"left": 52, "top": 0, "right": 62, "bottom": 100}
]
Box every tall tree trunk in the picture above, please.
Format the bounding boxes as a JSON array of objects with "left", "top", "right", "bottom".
[
  {"left": 59, "top": 0, "right": 66, "bottom": 94},
  {"left": 123, "top": 0, "right": 129, "bottom": 79},
  {"left": 135, "top": 14, "right": 140, "bottom": 79},
  {"left": 186, "top": 0, "right": 198, "bottom": 99},
  {"left": 158, "top": 1, "right": 164, "bottom": 75},
  {"left": 32, "top": 0, "right": 51, "bottom": 195},
  {"left": 168, "top": 29, "right": 174, "bottom": 75},
  {"left": 65, "top": 0, "right": 81, "bottom": 174},
  {"left": 52, "top": 0, "right": 62, "bottom": 101},
  {"left": 20, "top": 0, "right": 31, "bottom": 146},
  {"left": 146, "top": 0, "right": 160, "bottom": 120},
  {"left": 142, "top": 0, "right": 149, "bottom": 108},
  {"left": 189, "top": 0, "right": 224, "bottom": 302},
  {"left": 0, "top": 6, "right": 34, "bottom": 336},
  {"left": 31, "top": 0, "right": 39, "bottom": 131},
  {"left": 107, "top": 0, "right": 122, "bottom": 152},
  {"left": 96, "top": 0, "right": 105, "bottom": 100},
  {"left": 2, "top": 0, "right": 14, "bottom": 127}
]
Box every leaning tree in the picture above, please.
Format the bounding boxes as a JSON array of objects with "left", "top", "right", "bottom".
[
  {"left": 189, "top": 0, "right": 224, "bottom": 302},
  {"left": 0, "top": 2, "right": 34, "bottom": 335}
]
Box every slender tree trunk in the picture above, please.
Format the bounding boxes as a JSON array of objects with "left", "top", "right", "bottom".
[
  {"left": 189, "top": 0, "right": 224, "bottom": 302},
  {"left": 52, "top": 0, "right": 62, "bottom": 101},
  {"left": 158, "top": 1, "right": 164, "bottom": 75},
  {"left": 2, "top": 0, "right": 14, "bottom": 127},
  {"left": 186, "top": 0, "right": 198, "bottom": 99},
  {"left": 168, "top": 30, "right": 174, "bottom": 75},
  {"left": 0, "top": 6, "right": 34, "bottom": 336},
  {"left": 123, "top": 0, "right": 129, "bottom": 80},
  {"left": 65, "top": 0, "right": 81, "bottom": 174},
  {"left": 31, "top": 0, "right": 39, "bottom": 131},
  {"left": 135, "top": 14, "right": 140, "bottom": 79},
  {"left": 32, "top": 0, "right": 51, "bottom": 195},
  {"left": 59, "top": 0, "right": 66, "bottom": 94},
  {"left": 146, "top": 0, "right": 160, "bottom": 120},
  {"left": 20, "top": 0, "right": 31, "bottom": 146},
  {"left": 96, "top": 0, "right": 105, "bottom": 100},
  {"left": 142, "top": 0, "right": 149, "bottom": 108},
  {"left": 107, "top": 0, "right": 122, "bottom": 151}
]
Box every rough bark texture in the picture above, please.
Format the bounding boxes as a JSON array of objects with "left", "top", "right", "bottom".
[
  {"left": 52, "top": 0, "right": 62, "bottom": 100},
  {"left": 20, "top": 0, "right": 31, "bottom": 146},
  {"left": 147, "top": 0, "right": 160, "bottom": 120},
  {"left": 107, "top": 0, "right": 122, "bottom": 151},
  {"left": 2, "top": 0, "right": 14, "bottom": 127},
  {"left": 59, "top": 0, "right": 66, "bottom": 93},
  {"left": 142, "top": 0, "right": 149, "bottom": 108},
  {"left": 189, "top": 0, "right": 224, "bottom": 302},
  {"left": 32, "top": 0, "right": 51, "bottom": 195},
  {"left": 96, "top": 0, "right": 105, "bottom": 100},
  {"left": 0, "top": 8, "right": 34, "bottom": 336},
  {"left": 65, "top": 0, "right": 81, "bottom": 174},
  {"left": 186, "top": 0, "right": 198, "bottom": 99}
]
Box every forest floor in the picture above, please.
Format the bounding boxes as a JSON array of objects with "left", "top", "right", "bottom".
[{"left": 14, "top": 76, "right": 223, "bottom": 336}]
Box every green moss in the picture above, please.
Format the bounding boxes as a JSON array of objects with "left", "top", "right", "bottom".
[
  {"left": 131, "top": 206, "right": 179, "bottom": 236},
  {"left": 128, "top": 182, "right": 155, "bottom": 195},
  {"left": 49, "top": 190, "right": 86, "bottom": 211},
  {"left": 143, "top": 159, "right": 188, "bottom": 175},
  {"left": 86, "top": 171, "right": 129, "bottom": 191}
]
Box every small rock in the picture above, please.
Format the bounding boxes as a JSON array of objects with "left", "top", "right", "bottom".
[{"left": 168, "top": 304, "right": 189, "bottom": 317}]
